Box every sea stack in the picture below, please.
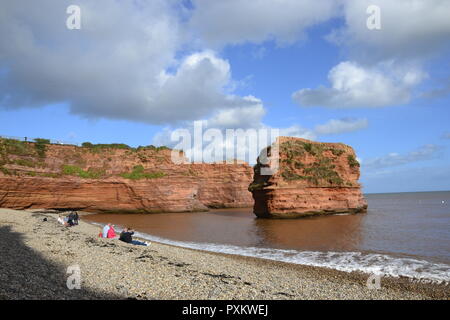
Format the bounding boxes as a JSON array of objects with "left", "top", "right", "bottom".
[{"left": 249, "top": 136, "right": 367, "bottom": 218}]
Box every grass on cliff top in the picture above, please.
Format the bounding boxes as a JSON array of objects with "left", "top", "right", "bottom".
[
  {"left": 81, "top": 142, "right": 170, "bottom": 153},
  {"left": 0, "top": 138, "right": 47, "bottom": 178},
  {"left": 280, "top": 140, "right": 346, "bottom": 157},
  {"left": 120, "top": 165, "right": 166, "bottom": 180},
  {"left": 0, "top": 138, "right": 48, "bottom": 165},
  {"left": 0, "top": 138, "right": 172, "bottom": 180},
  {"left": 278, "top": 140, "right": 348, "bottom": 186}
]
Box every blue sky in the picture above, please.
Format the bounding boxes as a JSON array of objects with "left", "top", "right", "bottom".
[{"left": 1, "top": 0, "right": 450, "bottom": 193}]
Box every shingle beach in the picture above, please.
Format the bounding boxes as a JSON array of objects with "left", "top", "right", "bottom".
[{"left": 0, "top": 208, "right": 447, "bottom": 300}]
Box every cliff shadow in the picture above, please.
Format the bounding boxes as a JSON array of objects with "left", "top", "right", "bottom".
[{"left": 0, "top": 225, "right": 123, "bottom": 300}]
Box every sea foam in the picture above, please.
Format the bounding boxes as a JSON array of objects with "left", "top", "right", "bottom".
[{"left": 91, "top": 222, "right": 450, "bottom": 284}]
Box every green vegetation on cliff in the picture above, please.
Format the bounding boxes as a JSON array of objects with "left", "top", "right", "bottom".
[
  {"left": 0, "top": 138, "right": 49, "bottom": 159},
  {"left": 279, "top": 140, "right": 348, "bottom": 186},
  {"left": 0, "top": 138, "right": 48, "bottom": 174},
  {"left": 120, "top": 165, "right": 166, "bottom": 180},
  {"left": 0, "top": 137, "right": 172, "bottom": 179},
  {"left": 81, "top": 142, "right": 132, "bottom": 152},
  {"left": 0, "top": 138, "right": 34, "bottom": 158},
  {"left": 347, "top": 154, "right": 360, "bottom": 168},
  {"left": 81, "top": 142, "right": 170, "bottom": 153},
  {"left": 61, "top": 165, "right": 106, "bottom": 179},
  {"left": 33, "top": 138, "right": 49, "bottom": 158},
  {"left": 248, "top": 181, "right": 268, "bottom": 192}
]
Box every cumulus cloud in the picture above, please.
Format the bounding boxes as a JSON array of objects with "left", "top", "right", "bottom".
[
  {"left": 292, "top": 61, "right": 426, "bottom": 108},
  {"left": 279, "top": 125, "right": 316, "bottom": 141},
  {"left": 0, "top": 0, "right": 260, "bottom": 125},
  {"left": 188, "top": 0, "right": 450, "bottom": 61},
  {"left": 292, "top": 0, "right": 449, "bottom": 109},
  {"left": 205, "top": 97, "right": 266, "bottom": 129},
  {"left": 363, "top": 144, "right": 442, "bottom": 170},
  {"left": 151, "top": 115, "right": 369, "bottom": 164},
  {"left": 189, "top": 0, "right": 339, "bottom": 47},
  {"left": 314, "top": 118, "right": 368, "bottom": 135},
  {"left": 329, "top": 0, "right": 450, "bottom": 62},
  {"left": 3, "top": 0, "right": 447, "bottom": 128},
  {"left": 152, "top": 121, "right": 317, "bottom": 164}
]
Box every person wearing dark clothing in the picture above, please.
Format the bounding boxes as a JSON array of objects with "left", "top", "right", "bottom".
[
  {"left": 119, "top": 228, "right": 134, "bottom": 243},
  {"left": 119, "top": 228, "right": 148, "bottom": 246},
  {"left": 73, "top": 212, "right": 79, "bottom": 225},
  {"left": 67, "top": 212, "right": 75, "bottom": 227}
]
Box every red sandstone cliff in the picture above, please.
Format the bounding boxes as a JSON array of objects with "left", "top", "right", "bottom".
[
  {"left": 0, "top": 139, "right": 253, "bottom": 213},
  {"left": 249, "top": 137, "right": 367, "bottom": 218}
]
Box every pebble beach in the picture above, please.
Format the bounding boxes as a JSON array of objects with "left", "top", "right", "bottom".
[{"left": 0, "top": 208, "right": 448, "bottom": 300}]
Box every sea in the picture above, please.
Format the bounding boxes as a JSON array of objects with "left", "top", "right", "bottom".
[{"left": 84, "top": 191, "right": 450, "bottom": 284}]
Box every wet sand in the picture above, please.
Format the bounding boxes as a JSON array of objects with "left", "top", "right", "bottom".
[{"left": 0, "top": 208, "right": 448, "bottom": 300}]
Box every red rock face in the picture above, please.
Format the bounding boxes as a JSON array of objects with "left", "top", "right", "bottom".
[
  {"left": 0, "top": 140, "right": 253, "bottom": 212},
  {"left": 249, "top": 137, "right": 367, "bottom": 218}
]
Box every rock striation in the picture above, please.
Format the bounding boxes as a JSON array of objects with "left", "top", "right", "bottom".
[
  {"left": 0, "top": 138, "right": 253, "bottom": 213},
  {"left": 249, "top": 137, "right": 367, "bottom": 218}
]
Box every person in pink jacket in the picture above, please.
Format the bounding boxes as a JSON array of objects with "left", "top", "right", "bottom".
[{"left": 106, "top": 224, "right": 117, "bottom": 239}]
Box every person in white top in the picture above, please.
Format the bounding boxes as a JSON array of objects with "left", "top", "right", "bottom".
[
  {"left": 102, "top": 223, "right": 111, "bottom": 238},
  {"left": 57, "top": 214, "right": 65, "bottom": 225}
]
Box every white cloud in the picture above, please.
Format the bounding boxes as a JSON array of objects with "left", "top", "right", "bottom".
[
  {"left": 152, "top": 120, "right": 317, "bottom": 164},
  {"left": 292, "top": 0, "right": 449, "bottom": 109},
  {"left": 152, "top": 51, "right": 261, "bottom": 122},
  {"left": 363, "top": 144, "right": 442, "bottom": 170},
  {"left": 314, "top": 118, "right": 368, "bottom": 135},
  {"left": 189, "top": 0, "right": 450, "bottom": 59},
  {"left": 293, "top": 61, "right": 426, "bottom": 108},
  {"left": 0, "top": 1, "right": 261, "bottom": 125},
  {"left": 330, "top": 0, "right": 450, "bottom": 62},
  {"left": 3, "top": 0, "right": 448, "bottom": 128},
  {"left": 189, "top": 0, "right": 339, "bottom": 47},
  {"left": 205, "top": 97, "right": 266, "bottom": 129},
  {"left": 279, "top": 125, "right": 317, "bottom": 141},
  {"left": 152, "top": 115, "right": 370, "bottom": 164}
]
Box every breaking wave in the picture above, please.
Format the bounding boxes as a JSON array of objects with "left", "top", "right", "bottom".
[{"left": 91, "top": 222, "right": 450, "bottom": 284}]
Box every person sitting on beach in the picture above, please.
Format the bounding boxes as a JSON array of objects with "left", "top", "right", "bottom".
[
  {"left": 57, "top": 214, "right": 66, "bottom": 226},
  {"left": 119, "top": 228, "right": 133, "bottom": 243},
  {"left": 67, "top": 212, "right": 75, "bottom": 227},
  {"left": 106, "top": 224, "right": 117, "bottom": 239},
  {"left": 102, "top": 223, "right": 111, "bottom": 238},
  {"left": 73, "top": 212, "right": 79, "bottom": 225},
  {"left": 119, "top": 228, "right": 148, "bottom": 246},
  {"left": 67, "top": 211, "right": 79, "bottom": 226}
]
